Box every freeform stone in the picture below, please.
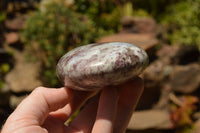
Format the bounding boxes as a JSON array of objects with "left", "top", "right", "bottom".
[{"left": 56, "top": 42, "right": 149, "bottom": 91}]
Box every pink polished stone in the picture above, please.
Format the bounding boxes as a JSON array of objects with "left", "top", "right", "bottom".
[{"left": 56, "top": 42, "right": 148, "bottom": 91}]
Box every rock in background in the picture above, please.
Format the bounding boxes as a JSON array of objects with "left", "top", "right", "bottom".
[
  {"left": 0, "top": 5, "right": 42, "bottom": 113},
  {"left": 1, "top": 4, "right": 200, "bottom": 132},
  {"left": 99, "top": 16, "right": 200, "bottom": 132}
]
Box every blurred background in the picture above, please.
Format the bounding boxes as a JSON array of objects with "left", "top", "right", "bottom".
[{"left": 0, "top": 0, "right": 200, "bottom": 132}]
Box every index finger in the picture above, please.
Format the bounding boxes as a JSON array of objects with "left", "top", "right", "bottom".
[{"left": 114, "top": 77, "right": 144, "bottom": 132}]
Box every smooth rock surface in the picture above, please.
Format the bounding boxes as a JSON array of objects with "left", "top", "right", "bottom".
[
  {"left": 5, "top": 32, "right": 20, "bottom": 44},
  {"left": 57, "top": 42, "right": 148, "bottom": 91},
  {"left": 127, "top": 110, "right": 173, "bottom": 130},
  {"left": 5, "top": 14, "right": 27, "bottom": 30},
  {"left": 5, "top": 49, "right": 42, "bottom": 93},
  {"left": 121, "top": 16, "right": 157, "bottom": 34},
  {"left": 98, "top": 33, "right": 158, "bottom": 52},
  {"left": 169, "top": 64, "right": 200, "bottom": 94}
]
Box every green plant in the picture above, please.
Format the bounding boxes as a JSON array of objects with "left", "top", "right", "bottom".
[
  {"left": 73, "top": 0, "right": 123, "bottom": 33},
  {"left": 0, "top": 63, "right": 10, "bottom": 74},
  {"left": 0, "top": 80, "right": 5, "bottom": 90},
  {"left": 0, "top": 63, "right": 11, "bottom": 91},
  {"left": 131, "top": 0, "right": 182, "bottom": 18},
  {"left": 162, "top": 0, "right": 200, "bottom": 51},
  {"left": 170, "top": 96, "right": 198, "bottom": 132},
  {"left": 23, "top": 2, "right": 103, "bottom": 86},
  {"left": 0, "top": 12, "right": 6, "bottom": 22}
]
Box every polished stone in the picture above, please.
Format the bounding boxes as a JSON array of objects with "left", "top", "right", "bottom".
[{"left": 56, "top": 42, "right": 148, "bottom": 91}]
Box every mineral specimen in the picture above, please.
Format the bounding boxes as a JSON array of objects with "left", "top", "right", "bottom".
[{"left": 56, "top": 42, "right": 148, "bottom": 91}]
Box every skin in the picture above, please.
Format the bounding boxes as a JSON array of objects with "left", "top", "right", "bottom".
[{"left": 1, "top": 77, "right": 143, "bottom": 133}]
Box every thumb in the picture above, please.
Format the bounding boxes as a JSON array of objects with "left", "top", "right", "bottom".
[{"left": 8, "top": 87, "right": 73, "bottom": 125}]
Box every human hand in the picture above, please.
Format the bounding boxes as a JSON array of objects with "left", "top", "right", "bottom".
[{"left": 1, "top": 77, "right": 143, "bottom": 133}]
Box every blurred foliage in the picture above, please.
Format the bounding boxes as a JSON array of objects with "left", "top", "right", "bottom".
[
  {"left": 22, "top": 1, "right": 111, "bottom": 86},
  {"left": 23, "top": 0, "right": 143, "bottom": 86},
  {"left": 162, "top": 0, "right": 200, "bottom": 51},
  {"left": 73, "top": 0, "right": 123, "bottom": 33},
  {"left": 170, "top": 96, "right": 198, "bottom": 132},
  {"left": 131, "top": 0, "right": 182, "bottom": 19},
  {"left": 0, "top": 12, "right": 7, "bottom": 91},
  {"left": 0, "top": 12, "right": 6, "bottom": 22},
  {"left": 0, "top": 63, "right": 9, "bottom": 90},
  {"left": 122, "top": 2, "right": 149, "bottom": 17},
  {"left": 0, "top": 80, "right": 4, "bottom": 90},
  {"left": 22, "top": 0, "right": 200, "bottom": 87},
  {"left": 0, "top": 63, "right": 10, "bottom": 74},
  {"left": 73, "top": 1, "right": 150, "bottom": 32}
]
